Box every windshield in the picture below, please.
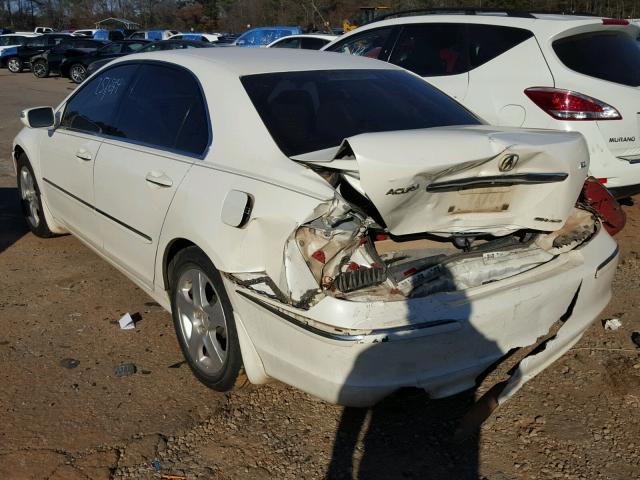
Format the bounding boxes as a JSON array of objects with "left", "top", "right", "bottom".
[
  {"left": 237, "top": 29, "right": 292, "bottom": 46},
  {"left": 553, "top": 31, "right": 640, "bottom": 87},
  {"left": 242, "top": 69, "right": 481, "bottom": 156}
]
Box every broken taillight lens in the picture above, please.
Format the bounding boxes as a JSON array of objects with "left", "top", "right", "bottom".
[
  {"left": 580, "top": 177, "right": 626, "bottom": 235},
  {"left": 524, "top": 87, "right": 621, "bottom": 121}
]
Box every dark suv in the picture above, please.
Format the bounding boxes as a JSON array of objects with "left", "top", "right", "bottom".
[
  {"left": 60, "top": 39, "right": 150, "bottom": 83},
  {"left": 2, "top": 33, "right": 74, "bottom": 72},
  {"left": 30, "top": 37, "right": 110, "bottom": 78}
]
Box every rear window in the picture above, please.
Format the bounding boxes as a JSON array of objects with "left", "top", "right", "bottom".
[
  {"left": 241, "top": 69, "right": 480, "bottom": 156},
  {"left": 553, "top": 31, "right": 640, "bottom": 87}
]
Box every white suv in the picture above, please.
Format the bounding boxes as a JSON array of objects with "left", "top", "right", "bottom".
[{"left": 323, "top": 11, "right": 640, "bottom": 197}]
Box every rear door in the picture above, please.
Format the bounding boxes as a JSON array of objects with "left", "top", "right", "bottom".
[
  {"left": 93, "top": 63, "right": 210, "bottom": 287},
  {"left": 464, "top": 23, "right": 550, "bottom": 126},
  {"left": 41, "top": 63, "right": 139, "bottom": 247},
  {"left": 387, "top": 23, "right": 470, "bottom": 101}
]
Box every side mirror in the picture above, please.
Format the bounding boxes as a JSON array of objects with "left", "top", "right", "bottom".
[{"left": 20, "top": 106, "right": 55, "bottom": 128}]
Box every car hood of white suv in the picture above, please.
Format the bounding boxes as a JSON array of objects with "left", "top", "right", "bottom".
[{"left": 293, "top": 125, "right": 589, "bottom": 237}]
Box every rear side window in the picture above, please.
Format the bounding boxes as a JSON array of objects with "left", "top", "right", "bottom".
[
  {"left": 553, "top": 31, "right": 640, "bottom": 87},
  {"left": 111, "top": 64, "right": 209, "bottom": 155},
  {"left": 466, "top": 24, "right": 533, "bottom": 68},
  {"left": 389, "top": 24, "right": 468, "bottom": 76},
  {"left": 60, "top": 64, "right": 138, "bottom": 135},
  {"left": 272, "top": 37, "right": 301, "bottom": 49},
  {"left": 100, "top": 43, "right": 123, "bottom": 54},
  {"left": 301, "top": 37, "right": 329, "bottom": 50},
  {"left": 242, "top": 69, "right": 480, "bottom": 157},
  {"left": 326, "top": 27, "right": 393, "bottom": 59}
]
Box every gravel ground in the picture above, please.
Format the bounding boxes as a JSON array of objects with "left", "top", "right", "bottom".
[{"left": 0, "top": 69, "right": 639, "bottom": 480}]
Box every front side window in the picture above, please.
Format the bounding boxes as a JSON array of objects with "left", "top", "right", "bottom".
[
  {"left": 124, "top": 42, "right": 147, "bottom": 52},
  {"left": 389, "top": 24, "right": 469, "bottom": 76},
  {"left": 110, "top": 64, "right": 209, "bottom": 155},
  {"left": 553, "top": 31, "right": 640, "bottom": 87},
  {"left": 242, "top": 69, "right": 480, "bottom": 157},
  {"left": 60, "top": 64, "right": 138, "bottom": 134},
  {"left": 326, "top": 27, "right": 393, "bottom": 59},
  {"left": 139, "top": 42, "right": 163, "bottom": 52},
  {"left": 26, "top": 36, "right": 48, "bottom": 47}
]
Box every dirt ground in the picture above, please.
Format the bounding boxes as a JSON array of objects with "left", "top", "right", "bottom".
[{"left": 1, "top": 69, "right": 639, "bottom": 480}]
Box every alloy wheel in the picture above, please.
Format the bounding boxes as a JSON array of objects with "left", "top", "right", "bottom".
[
  {"left": 19, "top": 166, "right": 40, "bottom": 228},
  {"left": 8, "top": 58, "right": 21, "bottom": 73},
  {"left": 175, "top": 268, "right": 228, "bottom": 375},
  {"left": 70, "top": 64, "right": 86, "bottom": 83},
  {"left": 33, "top": 61, "right": 47, "bottom": 77}
]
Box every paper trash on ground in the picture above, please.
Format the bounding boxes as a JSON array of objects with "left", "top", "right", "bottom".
[{"left": 118, "top": 313, "right": 136, "bottom": 330}]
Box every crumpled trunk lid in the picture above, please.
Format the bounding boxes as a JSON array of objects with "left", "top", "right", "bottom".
[{"left": 298, "top": 125, "right": 589, "bottom": 237}]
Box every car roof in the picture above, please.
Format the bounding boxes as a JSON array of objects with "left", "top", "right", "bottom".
[
  {"left": 116, "top": 47, "right": 401, "bottom": 77},
  {"left": 344, "top": 13, "right": 637, "bottom": 38},
  {"left": 275, "top": 34, "right": 337, "bottom": 40}
]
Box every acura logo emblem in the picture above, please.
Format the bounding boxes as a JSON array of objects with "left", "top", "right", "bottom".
[{"left": 499, "top": 154, "right": 519, "bottom": 172}]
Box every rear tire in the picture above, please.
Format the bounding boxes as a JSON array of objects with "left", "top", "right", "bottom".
[
  {"left": 16, "top": 154, "right": 55, "bottom": 238},
  {"left": 168, "top": 246, "right": 243, "bottom": 392},
  {"left": 69, "top": 63, "right": 86, "bottom": 83},
  {"left": 32, "top": 59, "right": 49, "bottom": 78},
  {"left": 7, "top": 57, "right": 22, "bottom": 73}
]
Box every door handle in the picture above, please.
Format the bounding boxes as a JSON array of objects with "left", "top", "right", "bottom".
[
  {"left": 75, "top": 149, "right": 92, "bottom": 161},
  {"left": 145, "top": 172, "right": 173, "bottom": 187}
]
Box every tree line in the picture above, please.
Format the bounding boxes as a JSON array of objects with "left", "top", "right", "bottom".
[{"left": 2, "top": 0, "right": 639, "bottom": 34}]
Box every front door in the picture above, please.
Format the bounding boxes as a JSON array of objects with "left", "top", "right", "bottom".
[{"left": 41, "top": 63, "right": 139, "bottom": 247}]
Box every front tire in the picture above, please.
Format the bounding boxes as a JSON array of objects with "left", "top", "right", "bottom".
[
  {"left": 69, "top": 63, "right": 87, "bottom": 83},
  {"left": 169, "top": 247, "right": 242, "bottom": 391},
  {"left": 7, "top": 57, "right": 22, "bottom": 73},
  {"left": 16, "top": 154, "right": 55, "bottom": 238},
  {"left": 32, "top": 59, "right": 49, "bottom": 78}
]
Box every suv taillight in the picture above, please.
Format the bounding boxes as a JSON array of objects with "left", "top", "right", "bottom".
[
  {"left": 580, "top": 177, "right": 626, "bottom": 236},
  {"left": 524, "top": 87, "right": 621, "bottom": 121}
]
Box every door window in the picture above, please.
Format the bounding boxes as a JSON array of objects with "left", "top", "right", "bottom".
[
  {"left": 325, "top": 27, "right": 393, "bottom": 59},
  {"left": 272, "top": 37, "right": 301, "bottom": 49},
  {"left": 99, "top": 43, "right": 123, "bottom": 55},
  {"left": 389, "top": 24, "right": 469, "bottom": 77},
  {"left": 110, "top": 64, "right": 209, "bottom": 156},
  {"left": 301, "top": 37, "right": 329, "bottom": 50},
  {"left": 124, "top": 42, "right": 147, "bottom": 52},
  {"left": 467, "top": 24, "right": 533, "bottom": 69},
  {"left": 60, "top": 64, "right": 139, "bottom": 135}
]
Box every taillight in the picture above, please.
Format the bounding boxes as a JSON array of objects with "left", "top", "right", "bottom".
[
  {"left": 580, "top": 177, "right": 626, "bottom": 236},
  {"left": 524, "top": 87, "right": 621, "bottom": 121},
  {"left": 602, "top": 18, "right": 629, "bottom": 25}
]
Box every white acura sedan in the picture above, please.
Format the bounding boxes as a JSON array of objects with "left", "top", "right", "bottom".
[{"left": 13, "top": 49, "right": 620, "bottom": 407}]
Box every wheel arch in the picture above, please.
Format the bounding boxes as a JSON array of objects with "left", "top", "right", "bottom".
[
  {"left": 162, "top": 237, "right": 199, "bottom": 291},
  {"left": 160, "top": 235, "right": 270, "bottom": 386},
  {"left": 13, "top": 140, "right": 68, "bottom": 235}
]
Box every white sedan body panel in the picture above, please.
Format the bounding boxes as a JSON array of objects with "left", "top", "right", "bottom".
[
  {"left": 94, "top": 140, "right": 194, "bottom": 289},
  {"left": 39, "top": 129, "right": 103, "bottom": 247},
  {"left": 12, "top": 48, "right": 619, "bottom": 406}
]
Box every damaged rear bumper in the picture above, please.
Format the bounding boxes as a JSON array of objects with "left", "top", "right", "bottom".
[{"left": 227, "top": 227, "right": 618, "bottom": 407}]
